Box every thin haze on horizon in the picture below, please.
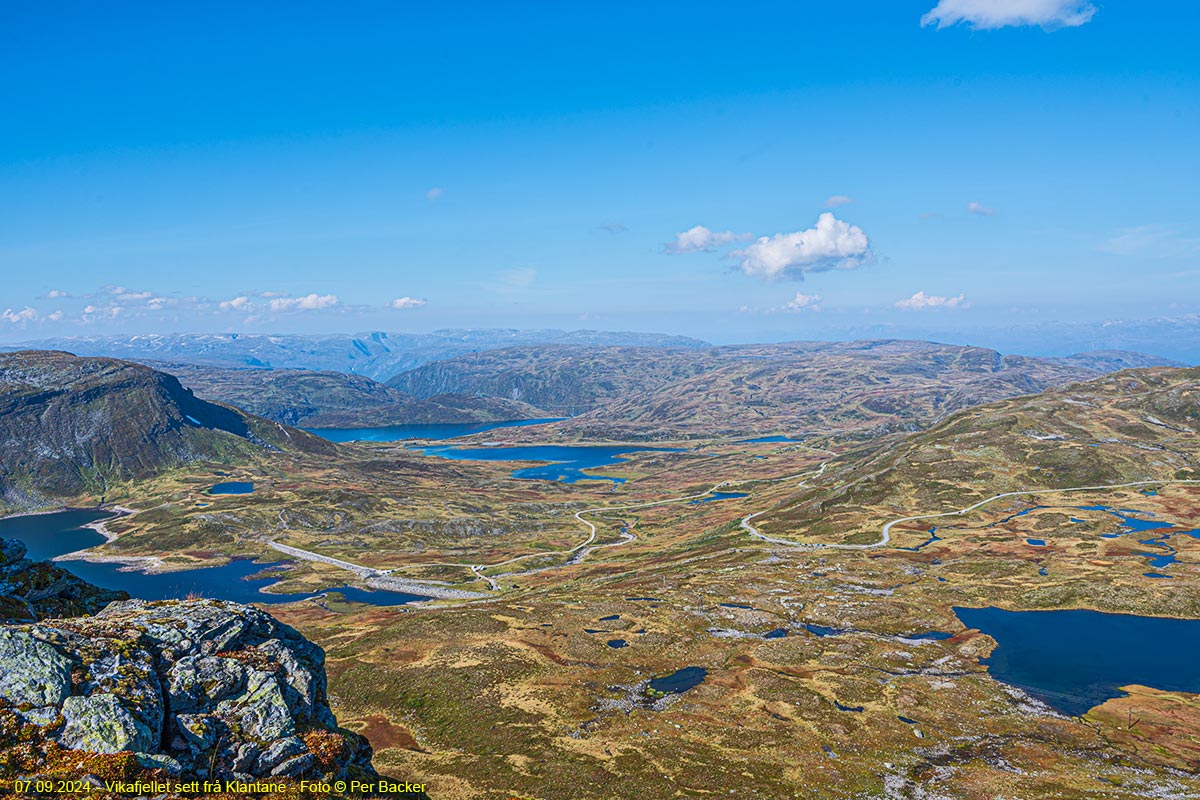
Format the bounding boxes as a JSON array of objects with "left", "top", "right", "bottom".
[{"left": 1, "top": 1, "right": 1197, "bottom": 350}]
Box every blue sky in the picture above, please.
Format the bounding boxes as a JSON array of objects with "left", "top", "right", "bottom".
[{"left": 1, "top": 1, "right": 1198, "bottom": 347}]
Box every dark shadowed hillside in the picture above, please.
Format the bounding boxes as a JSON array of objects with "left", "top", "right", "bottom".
[
  {"left": 0, "top": 351, "right": 334, "bottom": 509},
  {"left": 148, "top": 362, "right": 546, "bottom": 427},
  {"left": 388, "top": 344, "right": 725, "bottom": 414}
]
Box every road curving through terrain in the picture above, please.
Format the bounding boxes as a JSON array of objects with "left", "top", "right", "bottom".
[{"left": 744, "top": 477, "right": 1200, "bottom": 550}]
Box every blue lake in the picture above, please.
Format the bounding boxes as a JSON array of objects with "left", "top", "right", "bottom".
[
  {"left": 407, "top": 443, "right": 681, "bottom": 484},
  {"left": 690, "top": 491, "right": 750, "bottom": 505},
  {"left": 306, "top": 418, "right": 564, "bottom": 443},
  {"left": 954, "top": 606, "right": 1200, "bottom": 716},
  {"left": 648, "top": 666, "right": 707, "bottom": 694},
  {"left": 209, "top": 481, "right": 254, "bottom": 495},
  {"left": 739, "top": 435, "right": 800, "bottom": 443},
  {"left": 0, "top": 511, "right": 425, "bottom": 607},
  {"left": 1075, "top": 505, "right": 1171, "bottom": 534}
]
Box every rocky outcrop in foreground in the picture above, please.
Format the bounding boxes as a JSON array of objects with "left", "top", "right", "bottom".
[
  {"left": 0, "top": 537, "right": 127, "bottom": 622},
  {"left": 0, "top": 598, "right": 375, "bottom": 783}
]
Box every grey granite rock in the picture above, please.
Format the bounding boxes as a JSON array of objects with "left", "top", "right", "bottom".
[
  {"left": 0, "top": 628, "right": 71, "bottom": 706},
  {"left": 0, "top": 598, "right": 376, "bottom": 781},
  {"left": 59, "top": 693, "right": 156, "bottom": 754}
]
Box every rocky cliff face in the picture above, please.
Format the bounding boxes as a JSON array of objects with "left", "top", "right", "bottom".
[
  {"left": 0, "top": 350, "right": 336, "bottom": 510},
  {"left": 0, "top": 598, "right": 375, "bottom": 784},
  {"left": 0, "top": 537, "right": 127, "bottom": 622}
]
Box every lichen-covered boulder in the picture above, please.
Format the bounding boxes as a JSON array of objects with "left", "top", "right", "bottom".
[
  {"left": 0, "top": 628, "right": 72, "bottom": 706},
  {"left": 0, "top": 598, "right": 375, "bottom": 783},
  {"left": 59, "top": 693, "right": 157, "bottom": 754}
]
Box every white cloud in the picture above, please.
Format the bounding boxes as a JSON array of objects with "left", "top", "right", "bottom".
[
  {"left": 1, "top": 307, "right": 39, "bottom": 324},
  {"left": 267, "top": 293, "right": 340, "bottom": 312},
  {"left": 922, "top": 0, "right": 1096, "bottom": 30},
  {"left": 47, "top": 310, "right": 63, "bottom": 321},
  {"left": 967, "top": 201, "right": 996, "bottom": 216},
  {"left": 664, "top": 225, "right": 750, "bottom": 254},
  {"left": 895, "top": 291, "right": 969, "bottom": 310},
  {"left": 219, "top": 296, "right": 252, "bottom": 311},
  {"left": 46, "top": 289, "right": 70, "bottom": 298},
  {"left": 824, "top": 195, "right": 854, "bottom": 208},
  {"left": 1100, "top": 225, "right": 1200, "bottom": 259},
  {"left": 426, "top": 187, "right": 444, "bottom": 201},
  {"left": 80, "top": 304, "right": 121, "bottom": 322},
  {"left": 783, "top": 292, "right": 823, "bottom": 312},
  {"left": 732, "top": 213, "right": 872, "bottom": 280},
  {"left": 391, "top": 296, "right": 426, "bottom": 310}
]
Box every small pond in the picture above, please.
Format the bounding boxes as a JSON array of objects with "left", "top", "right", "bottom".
[{"left": 647, "top": 666, "right": 707, "bottom": 694}]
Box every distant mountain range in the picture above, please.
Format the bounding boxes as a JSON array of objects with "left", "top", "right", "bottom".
[
  {"left": 6, "top": 329, "right": 709, "bottom": 382},
  {"left": 0, "top": 342, "right": 1190, "bottom": 509},
  {"left": 0, "top": 351, "right": 332, "bottom": 510},
  {"left": 1, "top": 338, "right": 1181, "bottom": 437},
  {"left": 388, "top": 340, "right": 1184, "bottom": 439},
  {"left": 1046, "top": 350, "right": 1188, "bottom": 373}
]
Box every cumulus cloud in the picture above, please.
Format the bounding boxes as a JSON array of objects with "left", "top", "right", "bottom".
[
  {"left": 783, "top": 292, "right": 823, "bottom": 312},
  {"left": 732, "top": 213, "right": 872, "bottom": 280},
  {"left": 219, "top": 296, "right": 252, "bottom": 311},
  {"left": 922, "top": 0, "right": 1096, "bottom": 30},
  {"left": 895, "top": 291, "right": 969, "bottom": 310},
  {"left": 824, "top": 195, "right": 854, "bottom": 208},
  {"left": 80, "top": 304, "right": 122, "bottom": 322},
  {"left": 391, "top": 297, "right": 426, "bottom": 310},
  {"left": 967, "top": 201, "right": 996, "bottom": 216},
  {"left": 1, "top": 307, "right": 39, "bottom": 324},
  {"left": 267, "top": 293, "right": 340, "bottom": 312},
  {"left": 426, "top": 187, "right": 444, "bottom": 201},
  {"left": 46, "top": 289, "right": 70, "bottom": 299},
  {"left": 664, "top": 225, "right": 751, "bottom": 254}
]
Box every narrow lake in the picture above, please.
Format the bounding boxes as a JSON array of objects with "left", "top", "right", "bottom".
[
  {"left": 407, "top": 443, "right": 681, "bottom": 484},
  {"left": 954, "top": 606, "right": 1200, "bottom": 716},
  {"left": 307, "top": 419, "right": 679, "bottom": 483},
  {"left": 0, "top": 511, "right": 425, "bottom": 607}
]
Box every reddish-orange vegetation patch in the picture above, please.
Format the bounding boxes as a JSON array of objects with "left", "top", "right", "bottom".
[
  {"left": 1085, "top": 686, "right": 1200, "bottom": 772},
  {"left": 355, "top": 714, "right": 427, "bottom": 752},
  {"left": 513, "top": 640, "right": 573, "bottom": 667}
]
